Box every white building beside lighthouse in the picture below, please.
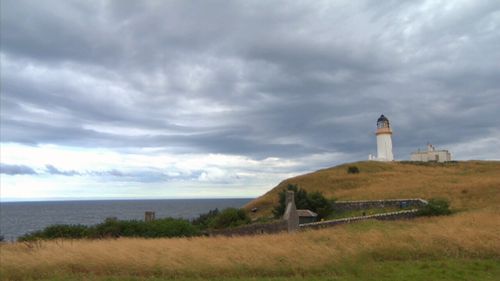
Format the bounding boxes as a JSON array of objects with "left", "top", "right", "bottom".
[
  {"left": 411, "top": 144, "right": 451, "bottom": 162},
  {"left": 369, "top": 114, "right": 394, "bottom": 161}
]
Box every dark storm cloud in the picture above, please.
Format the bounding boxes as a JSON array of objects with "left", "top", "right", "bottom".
[
  {"left": 0, "top": 163, "right": 37, "bottom": 175},
  {"left": 1, "top": 0, "right": 499, "bottom": 160}
]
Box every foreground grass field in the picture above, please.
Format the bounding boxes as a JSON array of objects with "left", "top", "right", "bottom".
[
  {"left": 1, "top": 161, "right": 499, "bottom": 280},
  {"left": 3, "top": 259, "right": 499, "bottom": 281},
  {"left": 1, "top": 209, "right": 499, "bottom": 280}
]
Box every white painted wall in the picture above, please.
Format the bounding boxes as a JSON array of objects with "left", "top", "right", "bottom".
[
  {"left": 377, "top": 133, "right": 393, "bottom": 161},
  {"left": 410, "top": 150, "right": 451, "bottom": 162}
]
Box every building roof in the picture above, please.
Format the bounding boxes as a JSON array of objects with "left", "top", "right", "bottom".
[{"left": 296, "top": 209, "right": 318, "bottom": 217}]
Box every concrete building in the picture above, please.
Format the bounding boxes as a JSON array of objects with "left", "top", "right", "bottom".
[
  {"left": 410, "top": 144, "right": 451, "bottom": 162},
  {"left": 369, "top": 114, "right": 394, "bottom": 161}
]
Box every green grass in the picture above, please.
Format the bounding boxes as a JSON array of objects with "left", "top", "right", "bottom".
[{"left": 24, "top": 258, "right": 500, "bottom": 281}]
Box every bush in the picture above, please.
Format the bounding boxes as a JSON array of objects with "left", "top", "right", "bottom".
[
  {"left": 192, "top": 208, "right": 220, "bottom": 230},
  {"left": 19, "top": 218, "right": 199, "bottom": 241},
  {"left": 347, "top": 166, "right": 360, "bottom": 174},
  {"left": 417, "top": 198, "right": 452, "bottom": 216},
  {"left": 19, "top": 224, "right": 90, "bottom": 241},
  {"left": 18, "top": 208, "right": 256, "bottom": 240},
  {"left": 90, "top": 218, "right": 199, "bottom": 238},
  {"left": 273, "top": 184, "right": 334, "bottom": 219},
  {"left": 307, "top": 191, "right": 334, "bottom": 219},
  {"left": 210, "top": 208, "right": 251, "bottom": 229}
]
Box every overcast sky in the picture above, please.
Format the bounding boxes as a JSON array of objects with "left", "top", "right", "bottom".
[{"left": 1, "top": 0, "right": 499, "bottom": 201}]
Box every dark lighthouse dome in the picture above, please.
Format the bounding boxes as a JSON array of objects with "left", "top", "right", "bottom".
[{"left": 377, "top": 114, "right": 390, "bottom": 128}]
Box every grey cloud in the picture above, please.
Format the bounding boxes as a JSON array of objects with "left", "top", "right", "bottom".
[
  {"left": 1, "top": 0, "right": 499, "bottom": 162},
  {"left": 0, "top": 163, "right": 37, "bottom": 175},
  {"left": 88, "top": 168, "right": 203, "bottom": 183},
  {"left": 0, "top": 162, "right": 198, "bottom": 183},
  {"left": 45, "top": 165, "right": 80, "bottom": 176}
]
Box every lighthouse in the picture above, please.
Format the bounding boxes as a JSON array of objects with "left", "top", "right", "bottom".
[{"left": 375, "top": 114, "right": 393, "bottom": 161}]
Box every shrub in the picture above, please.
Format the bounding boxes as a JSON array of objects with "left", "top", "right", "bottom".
[
  {"left": 273, "top": 184, "right": 334, "bottom": 219},
  {"left": 347, "top": 166, "right": 360, "bottom": 174},
  {"left": 147, "top": 218, "right": 199, "bottom": 238},
  {"left": 210, "top": 208, "right": 251, "bottom": 229},
  {"left": 90, "top": 218, "right": 199, "bottom": 238},
  {"left": 417, "top": 198, "right": 452, "bottom": 216},
  {"left": 19, "top": 218, "right": 199, "bottom": 241},
  {"left": 307, "top": 191, "right": 334, "bottom": 219},
  {"left": 192, "top": 208, "right": 220, "bottom": 230},
  {"left": 19, "top": 224, "right": 90, "bottom": 241},
  {"left": 273, "top": 184, "right": 306, "bottom": 218}
]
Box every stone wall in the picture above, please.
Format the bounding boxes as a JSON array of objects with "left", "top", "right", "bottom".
[
  {"left": 208, "top": 220, "right": 288, "bottom": 237},
  {"left": 332, "top": 199, "right": 427, "bottom": 211},
  {"left": 299, "top": 209, "right": 419, "bottom": 230},
  {"left": 209, "top": 197, "right": 426, "bottom": 237},
  {"left": 209, "top": 191, "right": 300, "bottom": 237}
]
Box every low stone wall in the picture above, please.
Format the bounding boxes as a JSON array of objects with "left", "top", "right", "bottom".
[
  {"left": 209, "top": 220, "right": 288, "bottom": 237},
  {"left": 299, "top": 209, "right": 419, "bottom": 230},
  {"left": 209, "top": 197, "right": 427, "bottom": 237},
  {"left": 332, "top": 199, "right": 427, "bottom": 211}
]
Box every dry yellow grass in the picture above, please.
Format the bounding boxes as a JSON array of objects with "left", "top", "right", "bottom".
[
  {"left": 1, "top": 209, "right": 499, "bottom": 280},
  {"left": 1, "top": 160, "right": 499, "bottom": 280},
  {"left": 244, "top": 161, "right": 500, "bottom": 218}
]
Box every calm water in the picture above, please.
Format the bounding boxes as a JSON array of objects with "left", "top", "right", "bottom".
[{"left": 0, "top": 198, "right": 252, "bottom": 241}]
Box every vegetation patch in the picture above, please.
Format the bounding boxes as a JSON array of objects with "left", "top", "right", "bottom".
[
  {"left": 347, "top": 166, "right": 360, "bottom": 174},
  {"left": 210, "top": 208, "right": 251, "bottom": 229},
  {"left": 19, "top": 207, "right": 252, "bottom": 241},
  {"left": 272, "top": 184, "right": 333, "bottom": 219},
  {"left": 19, "top": 217, "right": 200, "bottom": 241},
  {"left": 10, "top": 258, "right": 500, "bottom": 281},
  {"left": 417, "top": 198, "right": 452, "bottom": 217}
]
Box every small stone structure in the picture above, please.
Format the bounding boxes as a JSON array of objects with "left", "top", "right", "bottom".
[
  {"left": 297, "top": 209, "right": 318, "bottom": 224},
  {"left": 283, "top": 191, "right": 300, "bottom": 232},
  {"left": 411, "top": 144, "right": 451, "bottom": 162},
  {"left": 144, "top": 211, "right": 155, "bottom": 222}
]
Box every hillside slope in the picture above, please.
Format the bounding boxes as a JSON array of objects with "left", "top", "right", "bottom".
[{"left": 244, "top": 161, "right": 500, "bottom": 218}]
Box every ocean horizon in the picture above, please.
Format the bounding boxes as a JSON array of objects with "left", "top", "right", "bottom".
[{"left": 0, "top": 198, "right": 253, "bottom": 241}]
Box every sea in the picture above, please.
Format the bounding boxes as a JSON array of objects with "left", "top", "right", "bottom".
[{"left": 0, "top": 198, "right": 253, "bottom": 241}]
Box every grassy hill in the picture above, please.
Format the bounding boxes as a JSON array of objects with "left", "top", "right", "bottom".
[
  {"left": 1, "top": 160, "right": 499, "bottom": 281},
  {"left": 244, "top": 160, "right": 500, "bottom": 218}
]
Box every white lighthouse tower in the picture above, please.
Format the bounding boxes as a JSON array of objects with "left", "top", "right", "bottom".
[{"left": 375, "top": 114, "right": 393, "bottom": 161}]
